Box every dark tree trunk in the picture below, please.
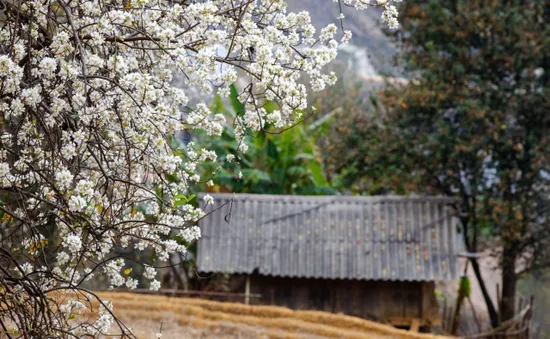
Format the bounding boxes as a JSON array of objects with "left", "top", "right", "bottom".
[
  {"left": 470, "top": 257, "right": 500, "bottom": 328},
  {"left": 460, "top": 212, "right": 500, "bottom": 328},
  {"left": 500, "top": 246, "right": 517, "bottom": 322}
]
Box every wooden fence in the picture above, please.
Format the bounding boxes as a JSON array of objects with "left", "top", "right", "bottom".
[{"left": 440, "top": 295, "right": 534, "bottom": 339}]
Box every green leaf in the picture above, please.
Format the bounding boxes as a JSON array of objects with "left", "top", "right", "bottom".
[
  {"left": 306, "top": 110, "right": 336, "bottom": 135},
  {"left": 164, "top": 173, "right": 178, "bottom": 183},
  {"left": 229, "top": 84, "right": 244, "bottom": 116},
  {"left": 286, "top": 166, "right": 307, "bottom": 177},
  {"left": 308, "top": 161, "right": 328, "bottom": 186},
  {"left": 174, "top": 194, "right": 195, "bottom": 206},
  {"left": 242, "top": 169, "right": 272, "bottom": 183},
  {"left": 174, "top": 199, "right": 188, "bottom": 207},
  {"left": 211, "top": 94, "right": 229, "bottom": 114},
  {"left": 264, "top": 100, "right": 278, "bottom": 114},
  {"left": 294, "top": 153, "right": 316, "bottom": 161}
]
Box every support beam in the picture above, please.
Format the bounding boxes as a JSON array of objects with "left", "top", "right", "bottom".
[
  {"left": 245, "top": 275, "right": 251, "bottom": 305},
  {"left": 409, "top": 319, "right": 420, "bottom": 332}
]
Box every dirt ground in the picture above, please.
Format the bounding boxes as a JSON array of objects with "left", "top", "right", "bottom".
[{"left": 122, "top": 314, "right": 330, "bottom": 339}]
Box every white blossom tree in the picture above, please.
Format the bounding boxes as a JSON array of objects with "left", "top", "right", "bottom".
[{"left": 0, "top": 0, "right": 400, "bottom": 337}]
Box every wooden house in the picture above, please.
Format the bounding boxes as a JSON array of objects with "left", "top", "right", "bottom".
[{"left": 196, "top": 194, "right": 459, "bottom": 330}]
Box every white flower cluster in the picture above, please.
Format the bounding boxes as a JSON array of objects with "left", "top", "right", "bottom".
[
  {"left": 378, "top": 0, "right": 402, "bottom": 30},
  {"left": 0, "top": 0, "right": 397, "bottom": 335},
  {"left": 340, "top": 0, "right": 402, "bottom": 30},
  {"left": 60, "top": 300, "right": 87, "bottom": 316},
  {"left": 78, "top": 301, "right": 115, "bottom": 337}
]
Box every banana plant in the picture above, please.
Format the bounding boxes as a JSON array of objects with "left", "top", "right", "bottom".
[{"left": 195, "top": 85, "right": 336, "bottom": 195}]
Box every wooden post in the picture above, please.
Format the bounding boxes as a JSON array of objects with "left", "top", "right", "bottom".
[
  {"left": 442, "top": 297, "right": 448, "bottom": 332},
  {"left": 496, "top": 283, "right": 502, "bottom": 326},
  {"left": 526, "top": 296, "right": 535, "bottom": 339},
  {"left": 245, "top": 275, "right": 250, "bottom": 305},
  {"left": 451, "top": 266, "right": 470, "bottom": 335},
  {"left": 409, "top": 319, "right": 420, "bottom": 332},
  {"left": 450, "top": 296, "right": 462, "bottom": 335},
  {"left": 467, "top": 296, "right": 483, "bottom": 333}
]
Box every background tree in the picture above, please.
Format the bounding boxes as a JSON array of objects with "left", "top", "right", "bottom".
[
  {"left": 312, "top": 68, "right": 413, "bottom": 195},
  {"left": 323, "top": 0, "right": 550, "bottom": 327}
]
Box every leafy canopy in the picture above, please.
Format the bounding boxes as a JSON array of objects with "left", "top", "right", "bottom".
[{"left": 323, "top": 0, "right": 550, "bottom": 325}]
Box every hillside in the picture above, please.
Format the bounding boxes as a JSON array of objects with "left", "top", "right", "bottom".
[
  {"left": 94, "top": 292, "right": 449, "bottom": 339},
  {"left": 286, "top": 0, "right": 398, "bottom": 77}
]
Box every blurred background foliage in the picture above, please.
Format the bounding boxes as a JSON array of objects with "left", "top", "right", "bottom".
[
  {"left": 314, "top": 0, "right": 550, "bottom": 331},
  {"left": 194, "top": 85, "right": 336, "bottom": 196}
]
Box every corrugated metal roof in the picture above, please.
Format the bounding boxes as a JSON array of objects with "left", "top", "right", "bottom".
[{"left": 197, "top": 194, "right": 459, "bottom": 281}]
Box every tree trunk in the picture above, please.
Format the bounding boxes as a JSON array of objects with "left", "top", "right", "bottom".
[
  {"left": 500, "top": 247, "right": 517, "bottom": 322},
  {"left": 459, "top": 213, "right": 500, "bottom": 328},
  {"left": 470, "top": 258, "right": 500, "bottom": 328}
]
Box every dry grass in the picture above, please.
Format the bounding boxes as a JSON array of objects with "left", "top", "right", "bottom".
[{"left": 93, "top": 292, "right": 450, "bottom": 339}]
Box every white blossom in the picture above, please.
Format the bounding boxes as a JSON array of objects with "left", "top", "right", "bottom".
[
  {"left": 203, "top": 194, "right": 214, "bottom": 205},
  {"left": 125, "top": 277, "right": 139, "bottom": 290},
  {"left": 55, "top": 170, "right": 74, "bottom": 191},
  {"left": 60, "top": 300, "right": 87, "bottom": 315},
  {"left": 38, "top": 57, "right": 58, "bottom": 78},
  {"left": 19, "top": 262, "right": 33, "bottom": 275},
  {"left": 64, "top": 234, "right": 82, "bottom": 254},
  {"left": 0, "top": 0, "right": 398, "bottom": 335},
  {"left": 150, "top": 280, "right": 161, "bottom": 292},
  {"left": 68, "top": 196, "right": 87, "bottom": 213},
  {"left": 342, "top": 30, "right": 353, "bottom": 44},
  {"left": 56, "top": 252, "right": 71, "bottom": 266},
  {"left": 143, "top": 266, "right": 157, "bottom": 280},
  {"left": 178, "top": 226, "right": 201, "bottom": 243},
  {"left": 0, "top": 162, "right": 12, "bottom": 186},
  {"left": 380, "top": 1, "right": 402, "bottom": 30}
]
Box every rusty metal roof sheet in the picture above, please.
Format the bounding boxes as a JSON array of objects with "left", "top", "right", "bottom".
[{"left": 197, "top": 194, "right": 459, "bottom": 281}]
